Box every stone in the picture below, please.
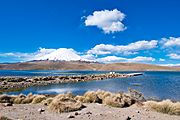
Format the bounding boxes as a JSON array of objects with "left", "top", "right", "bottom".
[
  {"left": 74, "top": 112, "right": 79, "bottom": 116},
  {"left": 136, "top": 110, "right": 140, "bottom": 113},
  {"left": 38, "top": 108, "right": 45, "bottom": 114},
  {"left": 4, "top": 103, "right": 13, "bottom": 106},
  {"left": 67, "top": 115, "right": 75, "bottom": 118},
  {"left": 126, "top": 116, "right": 131, "bottom": 120},
  {"left": 86, "top": 111, "right": 92, "bottom": 114},
  {"left": 2, "top": 81, "right": 7, "bottom": 85}
]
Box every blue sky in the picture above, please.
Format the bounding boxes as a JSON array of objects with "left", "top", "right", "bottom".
[{"left": 0, "top": 0, "right": 180, "bottom": 65}]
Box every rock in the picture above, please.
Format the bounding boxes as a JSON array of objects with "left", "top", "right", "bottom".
[
  {"left": 74, "top": 112, "right": 79, "bottom": 116},
  {"left": 67, "top": 115, "right": 75, "bottom": 118},
  {"left": 2, "top": 81, "right": 7, "bottom": 85},
  {"left": 4, "top": 103, "right": 13, "bottom": 106},
  {"left": 26, "top": 79, "right": 33, "bottom": 82},
  {"left": 136, "top": 110, "right": 140, "bottom": 113},
  {"left": 38, "top": 108, "right": 45, "bottom": 114},
  {"left": 86, "top": 111, "right": 92, "bottom": 114},
  {"left": 126, "top": 116, "right": 131, "bottom": 120}
]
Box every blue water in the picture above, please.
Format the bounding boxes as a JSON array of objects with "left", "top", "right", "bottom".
[{"left": 1, "top": 70, "right": 180, "bottom": 101}]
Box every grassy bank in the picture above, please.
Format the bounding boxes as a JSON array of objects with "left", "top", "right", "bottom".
[{"left": 0, "top": 89, "right": 179, "bottom": 116}]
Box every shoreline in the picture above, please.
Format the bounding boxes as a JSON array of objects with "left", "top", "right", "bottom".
[{"left": 0, "top": 73, "right": 142, "bottom": 92}]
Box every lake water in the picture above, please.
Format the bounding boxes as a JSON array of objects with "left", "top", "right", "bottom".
[{"left": 1, "top": 70, "right": 180, "bottom": 101}]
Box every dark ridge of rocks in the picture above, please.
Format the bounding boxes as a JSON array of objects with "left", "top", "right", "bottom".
[{"left": 0, "top": 73, "right": 142, "bottom": 92}]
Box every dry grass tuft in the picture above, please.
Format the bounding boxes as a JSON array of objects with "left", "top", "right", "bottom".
[
  {"left": 0, "top": 116, "right": 12, "bottom": 120},
  {"left": 0, "top": 94, "right": 15, "bottom": 103},
  {"left": 103, "top": 95, "right": 124, "bottom": 107},
  {"left": 31, "top": 95, "right": 46, "bottom": 104},
  {"left": 100, "top": 91, "right": 135, "bottom": 108},
  {"left": 13, "top": 94, "right": 26, "bottom": 104},
  {"left": 95, "top": 90, "right": 112, "bottom": 100},
  {"left": 145, "top": 100, "right": 180, "bottom": 115},
  {"left": 83, "top": 91, "right": 101, "bottom": 103},
  {"left": 42, "top": 97, "right": 53, "bottom": 105},
  {"left": 74, "top": 95, "right": 86, "bottom": 102},
  {"left": 21, "top": 93, "right": 36, "bottom": 104},
  {"left": 121, "top": 93, "right": 136, "bottom": 107},
  {"left": 48, "top": 93, "right": 84, "bottom": 113}
]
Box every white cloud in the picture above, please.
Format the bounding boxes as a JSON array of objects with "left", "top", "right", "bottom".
[
  {"left": 168, "top": 53, "right": 180, "bottom": 60},
  {"left": 0, "top": 52, "right": 31, "bottom": 58},
  {"left": 96, "top": 56, "right": 155, "bottom": 63},
  {"left": 162, "top": 37, "right": 180, "bottom": 47},
  {"left": 85, "top": 9, "right": 126, "bottom": 34},
  {"left": 127, "top": 56, "right": 155, "bottom": 62},
  {"left": 96, "top": 56, "right": 126, "bottom": 63},
  {"left": 87, "top": 40, "right": 158, "bottom": 55},
  {"left": 81, "top": 54, "right": 96, "bottom": 62},
  {"left": 159, "top": 58, "right": 165, "bottom": 62},
  {"left": 159, "top": 63, "right": 180, "bottom": 67}
]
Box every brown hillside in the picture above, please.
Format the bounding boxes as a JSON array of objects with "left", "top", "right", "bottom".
[{"left": 0, "top": 61, "right": 179, "bottom": 71}]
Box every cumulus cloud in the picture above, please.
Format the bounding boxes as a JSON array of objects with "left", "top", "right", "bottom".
[
  {"left": 159, "top": 58, "right": 165, "bottom": 62},
  {"left": 81, "top": 54, "right": 96, "bottom": 62},
  {"left": 162, "top": 37, "right": 180, "bottom": 47},
  {"left": 159, "top": 63, "right": 180, "bottom": 67},
  {"left": 87, "top": 40, "right": 158, "bottom": 55},
  {"left": 0, "top": 52, "right": 31, "bottom": 59},
  {"left": 96, "top": 56, "right": 126, "bottom": 63},
  {"left": 168, "top": 53, "right": 180, "bottom": 60},
  {"left": 127, "top": 56, "right": 155, "bottom": 62},
  {"left": 85, "top": 9, "right": 126, "bottom": 34},
  {"left": 96, "top": 56, "right": 155, "bottom": 63}
]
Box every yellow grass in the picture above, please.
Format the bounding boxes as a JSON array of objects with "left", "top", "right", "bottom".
[
  {"left": 0, "top": 94, "right": 15, "bottom": 103},
  {"left": 31, "top": 95, "right": 46, "bottom": 104},
  {"left": 83, "top": 91, "right": 101, "bottom": 103},
  {"left": 13, "top": 94, "right": 26, "bottom": 104},
  {"left": 48, "top": 93, "right": 84, "bottom": 113},
  {"left": 145, "top": 100, "right": 180, "bottom": 115},
  {"left": 103, "top": 95, "right": 124, "bottom": 107},
  {"left": 21, "top": 93, "right": 36, "bottom": 104},
  {"left": 42, "top": 97, "right": 53, "bottom": 105}
]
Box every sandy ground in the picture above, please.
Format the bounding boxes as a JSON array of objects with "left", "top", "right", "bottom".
[{"left": 0, "top": 103, "right": 179, "bottom": 120}]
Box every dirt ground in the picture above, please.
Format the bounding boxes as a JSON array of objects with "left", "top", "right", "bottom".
[{"left": 0, "top": 103, "right": 179, "bottom": 120}]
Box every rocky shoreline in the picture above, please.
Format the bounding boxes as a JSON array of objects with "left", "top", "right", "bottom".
[{"left": 0, "top": 73, "right": 142, "bottom": 92}]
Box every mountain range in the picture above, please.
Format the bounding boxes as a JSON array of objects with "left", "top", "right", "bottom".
[{"left": 0, "top": 60, "right": 179, "bottom": 71}]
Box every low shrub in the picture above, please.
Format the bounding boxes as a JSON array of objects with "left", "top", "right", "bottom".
[
  {"left": 13, "top": 94, "right": 26, "bottom": 104},
  {"left": 31, "top": 95, "right": 46, "bottom": 104},
  {"left": 0, "top": 116, "right": 12, "bottom": 120},
  {"left": 74, "top": 95, "right": 86, "bottom": 102},
  {"left": 103, "top": 94, "right": 124, "bottom": 107},
  {"left": 48, "top": 93, "right": 84, "bottom": 113},
  {"left": 21, "top": 93, "right": 36, "bottom": 104},
  {"left": 95, "top": 90, "right": 112, "bottom": 100},
  {"left": 42, "top": 97, "right": 53, "bottom": 105},
  {"left": 83, "top": 91, "right": 101, "bottom": 103},
  {"left": 0, "top": 94, "right": 15, "bottom": 103},
  {"left": 145, "top": 100, "right": 180, "bottom": 115}
]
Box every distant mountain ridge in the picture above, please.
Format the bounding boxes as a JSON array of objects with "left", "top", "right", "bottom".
[{"left": 0, "top": 60, "right": 180, "bottom": 71}]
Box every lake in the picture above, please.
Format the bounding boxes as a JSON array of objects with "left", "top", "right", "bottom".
[{"left": 1, "top": 70, "right": 180, "bottom": 101}]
